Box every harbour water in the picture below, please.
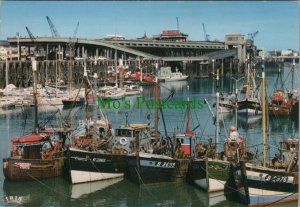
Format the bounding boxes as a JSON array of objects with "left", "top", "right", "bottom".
[{"left": 0, "top": 64, "right": 298, "bottom": 206}]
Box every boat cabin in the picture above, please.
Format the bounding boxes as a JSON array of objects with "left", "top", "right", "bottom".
[
  {"left": 176, "top": 133, "right": 191, "bottom": 156},
  {"left": 223, "top": 126, "right": 247, "bottom": 161},
  {"left": 113, "top": 124, "right": 152, "bottom": 153},
  {"left": 279, "top": 138, "right": 299, "bottom": 162}
]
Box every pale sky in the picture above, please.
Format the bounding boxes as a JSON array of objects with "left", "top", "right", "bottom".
[{"left": 1, "top": 1, "right": 299, "bottom": 51}]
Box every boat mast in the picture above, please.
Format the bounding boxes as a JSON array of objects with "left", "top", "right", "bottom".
[
  {"left": 186, "top": 85, "right": 190, "bottom": 134},
  {"left": 83, "top": 55, "right": 90, "bottom": 121},
  {"left": 215, "top": 69, "right": 220, "bottom": 159},
  {"left": 68, "top": 43, "right": 72, "bottom": 97},
  {"left": 55, "top": 48, "right": 58, "bottom": 97},
  {"left": 246, "top": 54, "right": 251, "bottom": 98},
  {"left": 114, "top": 49, "right": 118, "bottom": 88},
  {"left": 155, "top": 62, "right": 159, "bottom": 142},
  {"left": 298, "top": 30, "right": 300, "bottom": 195},
  {"left": 139, "top": 56, "right": 142, "bottom": 83},
  {"left": 32, "top": 59, "right": 38, "bottom": 134},
  {"left": 292, "top": 58, "right": 295, "bottom": 91},
  {"left": 261, "top": 48, "right": 266, "bottom": 167}
]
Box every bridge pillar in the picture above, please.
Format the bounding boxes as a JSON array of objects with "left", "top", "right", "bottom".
[
  {"left": 28, "top": 45, "right": 30, "bottom": 57},
  {"left": 82, "top": 46, "right": 85, "bottom": 57},
  {"left": 58, "top": 44, "right": 61, "bottom": 60},
  {"left": 46, "top": 44, "right": 49, "bottom": 60},
  {"left": 96, "top": 48, "right": 99, "bottom": 59},
  {"left": 221, "top": 59, "right": 224, "bottom": 76},
  {"left": 230, "top": 58, "right": 232, "bottom": 76}
]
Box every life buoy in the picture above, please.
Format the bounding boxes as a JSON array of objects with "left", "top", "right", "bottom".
[{"left": 120, "top": 137, "right": 128, "bottom": 146}]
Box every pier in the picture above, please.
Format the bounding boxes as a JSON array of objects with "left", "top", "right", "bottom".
[{"left": 2, "top": 33, "right": 250, "bottom": 87}]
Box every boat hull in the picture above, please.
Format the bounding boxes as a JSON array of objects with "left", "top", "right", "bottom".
[
  {"left": 187, "top": 159, "right": 229, "bottom": 192},
  {"left": 238, "top": 99, "right": 261, "bottom": 116},
  {"left": 66, "top": 148, "right": 128, "bottom": 184},
  {"left": 62, "top": 99, "right": 85, "bottom": 108},
  {"left": 128, "top": 153, "right": 189, "bottom": 184},
  {"left": 268, "top": 104, "right": 291, "bottom": 116},
  {"left": 3, "top": 157, "right": 64, "bottom": 181},
  {"left": 227, "top": 161, "right": 298, "bottom": 206}
]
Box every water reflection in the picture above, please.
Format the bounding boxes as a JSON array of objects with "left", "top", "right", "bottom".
[{"left": 3, "top": 178, "right": 238, "bottom": 207}]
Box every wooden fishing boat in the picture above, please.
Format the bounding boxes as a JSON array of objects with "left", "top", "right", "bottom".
[
  {"left": 3, "top": 129, "right": 72, "bottom": 181},
  {"left": 65, "top": 60, "right": 152, "bottom": 184},
  {"left": 3, "top": 59, "right": 73, "bottom": 181},
  {"left": 228, "top": 161, "right": 298, "bottom": 206},
  {"left": 237, "top": 55, "right": 261, "bottom": 116},
  {"left": 187, "top": 126, "right": 252, "bottom": 192},
  {"left": 66, "top": 123, "right": 152, "bottom": 184},
  {"left": 127, "top": 63, "right": 189, "bottom": 185},
  {"left": 187, "top": 70, "right": 254, "bottom": 192},
  {"left": 268, "top": 89, "right": 295, "bottom": 116}
]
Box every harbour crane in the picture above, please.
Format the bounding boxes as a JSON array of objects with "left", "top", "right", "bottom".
[
  {"left": 247, "top": 30, "right": 259, "bottom": 42},
  {"left": 176, "top": 17, "right": 179, "bottom": 30},
  {"left": 73, "top": 22, "right": 79, "bottom": 38},
  {"left": 46, "top": 16, "right": 60, "bottom": 37},
  {"left": 25, "top": 26, "right": 36, "bottom": 42},
  {"left": 202, "top": 23, "right": 210, "bottom": 41}
]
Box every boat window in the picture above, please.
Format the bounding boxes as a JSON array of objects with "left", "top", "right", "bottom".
[
  {"left": 99, "top": 127, "right": 105, "bottom": 134},
  {"left": 176, "top": 138, "right": 184, "bottom": 144},
  {"left": 272, "top": 100, "right": 283, "bottom": 105},
  {"left": 116, "top": 129, "right": 132, "bottom": 137},
  {"left": 281, "top": 143, "right": 287, "bottom": 150}
]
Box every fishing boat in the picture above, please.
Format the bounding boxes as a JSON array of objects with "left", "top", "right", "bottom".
[
  {"left": 127, "top": 63, "right": 189, "bottom": 185},
  {"left": 225, "top": 52, "right": 299, "bottom": 206},
  {"left": 269, "top": 62, "right": 298, "bottom": 116},
  {"left": 268, "top": 89, "right": 295, "bottom": 116},
  {"left": 219, "top": 93, "right": 236, "bottom": 113},
  {"left": 187, "top": 70, "right": 253, "bottom": 192},
  {"left": 187, "top": 126, "right": 252, "bottom": 192},
  {"left": 123, "top": 84, "right": 141, "bottom": 96},
  {"left": 46, "top": 80, "right": 67, "bottom": 91},
  {"left": 62, "top": 96, "right": 85, "bottom": 108},
  {"left": 3, "top": 60, "right": 72, "bottom": 181},
  {"left": 158, "top": 66, "right": 188, "bottom": 82},
  {"left": 237, "top": 55, "right": 261, "bottom": 116},
  {"left": 66, "top": 122, "right": 152, "bottom": 184},
  {"left": 65, "top": 60, "right": 152, "bottom": 184}
]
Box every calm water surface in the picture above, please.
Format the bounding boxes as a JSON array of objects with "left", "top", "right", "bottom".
[{"left": 0, "top": 64, "right": 298, "bottom": 206}]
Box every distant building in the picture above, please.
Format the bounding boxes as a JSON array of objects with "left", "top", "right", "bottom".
[
  {"left": 225, "top": 33, "right": 246, "bottom": 63},
  {"left": 104, "top": 35, "right": 125, "bottom": 40},
  {"left": 281, "top": 49, "right": 293, "bottom": 56},
  {"left": 0, "top": 40, "right": 19, "bottom": 60},
  {"left": 152, "top": 29, "right": 188, "bottom": 42}
]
